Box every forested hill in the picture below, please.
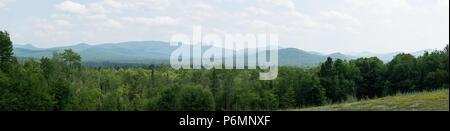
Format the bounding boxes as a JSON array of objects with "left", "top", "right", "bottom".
[
  {"left": 13, "top": 41, "right": 433, "bottom": 66},
  {"left": 13, "top": 41, "right": 330, "bottom": 66},
  {"left": 14, "top": 41, "right": 177, "bottom": 63},
  {"left": 2, "top": 31, "right": 449, "bottom": 111}
]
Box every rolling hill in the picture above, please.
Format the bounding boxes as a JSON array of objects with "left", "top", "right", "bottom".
[
  {"left": 291, "top": 89, "right": 449, "bottom": 111},
  {"left": 14, "top": 41, "right": 178, "bottom": 62},
  {"left": 13, "top": 41, "right": 332, "bottom": 66},
  {"left": 13, "top": 41, "right": 432, "bottom": 67}
]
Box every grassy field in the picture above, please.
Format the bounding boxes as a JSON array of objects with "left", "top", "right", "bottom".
[{"left": 290, "top": 89, "right": 449, "bottom": 111}]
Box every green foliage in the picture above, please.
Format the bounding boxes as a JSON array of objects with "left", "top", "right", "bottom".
[
  {"left": 178, "top": 85, "right": 215, "bottom": 111},
  {"left": 0, "top": 31, "right": 14, "bottom": 73},
  {"left": 41, "top": 57, "right": 71, "bottom": 110},
  {"left": 319, "top": 57, "right": 359, "bottom": 102},
  {"left": 0, "top": 60, "right": 54, "bottom": 110},
  {"left": 0, "top": 70, "right": 12, "bottom": 109},
  {"left": 1, "top": 32, "right": 448, "bottom": 111},
  {"left": 387, "top": 53, "right": 420, "bottom": 93},
  {"left": 260, "top": 90, "right": 279, "bottom": 110},
  {"left": 279, "top": 87, "right": 296, "bottom": 108},
  {"left": 155, "top": 86, "right": 179, "bottom": 111},
  {"left": 295, "top": 71, "right": 326, "bottom": 107},
  {"left": 417, "top": 50, "right": 449, "bottom": 91},
  {"left": 53, "top": 49, "right": 82, "bottom": 69},
  {"left": 351, "top": 57, "right": 386, "bottom": 99}
]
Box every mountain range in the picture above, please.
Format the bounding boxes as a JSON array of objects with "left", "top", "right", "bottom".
[{"left": 13, "top": 41, "right": 435, "bottom": 67}]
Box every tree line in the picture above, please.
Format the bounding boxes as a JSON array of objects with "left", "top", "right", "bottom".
[{"left": 1, "top": 30, "right": 449, "bottom": 111}]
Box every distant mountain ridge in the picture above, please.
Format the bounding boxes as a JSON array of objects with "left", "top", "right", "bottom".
[
  {"left": 14, "top": 44, "right": 43, "bottom": 50},
  {"left": 14, "top": 41, "right": 178, "bottom": 63},
  {"left": 13, "top": 41, "right": 435, "bottom": 66}
]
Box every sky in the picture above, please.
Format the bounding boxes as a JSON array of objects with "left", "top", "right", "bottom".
[{"left": 0, "top": 0, "right": 448, "bottom": 54}]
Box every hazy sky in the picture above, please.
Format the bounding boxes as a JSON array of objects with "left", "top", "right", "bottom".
[{"left": 0, "top": 0, "right": 448, "bottom": 53}]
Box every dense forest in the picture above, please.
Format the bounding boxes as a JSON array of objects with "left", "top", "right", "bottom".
[{"left": 1, "top": 30, "right": 449, "bottom": 111}]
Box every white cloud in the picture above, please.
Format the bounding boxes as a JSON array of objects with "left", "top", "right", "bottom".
[
  {"left": 102, "top": 0, "right": 122, "bottom": 9},
  {"left": 321, "top": 11, "right": 352, "bottom": 21},
  {"left": 131, "top": 0, "right": 171, "bottom": 10},
  {"left": 50, "top": 13, "right": 71, "bottom": 19},
  {"left": 320, "top": 10, "right": 361, "bottom": 25},
  {"left": 344, "top": 0, "right": 411, "bottom": 15},
  {"left": 34, "top": 18, "right": 55, "bottom": 31},
  {"left": 437, "top": 0, "right": 449, "bottom": 9},
  {"left": 54, "top": 1, "right": 113, "bottom": 20},
  {"left": 192, "top": 3, "right": 213, "bottom": 10},
  {"left": 101, "top": 0, "right": 171, "bottom": 10},
  {"left": 319, "top": 10, "right": 362, "bottom": 34},
  {"left": 246, "top": 20, "right": 293, "bottom": 33},
  {"left": 103, "top": 19, "right": 121, "bottom": 28},
  {"left": 286, "top": 11, "right": 321, "bottom": 28},
  {"left": 345, "top": 0, "right": 409, "bottom": 9},
  {"left": 0, "top": 0, "right": 16, "bottom": 2},
  {"left": 8, "top": 0, "right": 447, "bottom": 53},
  {"left": 55, "top": 19, "right": 72, "bottom": 27},
  {"left": 89, "top": 3, "right": 109, "bottom": 14},
  {"left": 87, "top": 19, "right": 122, "bottom": 30},
  {"left": 253, "top": 0, "right": 295, "bottom": 9},
  {"left": 12, "top": 33, "right": 21, "bottom": 38},
  {"left": 33, "top": 18, "right": 68, "bottom": 40},
  {"left": 84, "top": 14, "right": 108, "bottom": 20},
  {"left": 55, "top": 0, "right": 88, "bottom": 14},
  {"left": 0, "top": 0, "right": 17, "bottom": 9},
  {"left": 123, "top": 16, "right": 180, "bottom": 25},
  {"left": 246, "top": 6, "right": 272, "bottom": 15},
  {"left": 250, "top": 20, "right": 273, "bottom": 28},
  {"left": 274, "top": 0, "right": 295, "bottom": 9}
]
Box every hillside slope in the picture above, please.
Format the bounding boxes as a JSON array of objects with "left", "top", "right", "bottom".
[
  {"left": 13, "top": 42, "right": 335, "bottom": 66},
  {"left": 293, "top": 89, "right": 449, "bottom": 111},
  {"left": 14, "top": 42, "right": 435, "bottom": 66}
]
